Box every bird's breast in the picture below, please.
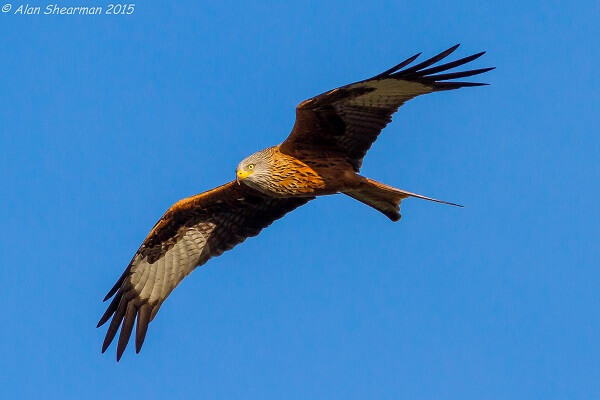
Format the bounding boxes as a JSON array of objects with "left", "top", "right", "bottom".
[{"left": 258, "top": 148, "right": 355, "bottom": 197}]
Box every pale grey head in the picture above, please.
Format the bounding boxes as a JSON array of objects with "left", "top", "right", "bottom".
[{"left": 235, "top": 147, "right": 275, "bottom": 191}]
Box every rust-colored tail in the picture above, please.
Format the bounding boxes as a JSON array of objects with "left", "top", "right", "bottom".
[{"left": 342, "top": 177, "right": 462, "bottom": 221}]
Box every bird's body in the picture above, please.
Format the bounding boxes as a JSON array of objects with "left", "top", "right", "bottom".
[
  {"left": 238, "top": 146, "right": 355, "bottom": 197},
  {"left": 98, "top": 44, "right": 493, "bottom": 360}
]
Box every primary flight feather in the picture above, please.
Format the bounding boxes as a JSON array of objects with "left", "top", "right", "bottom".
[{"left": 98, "top": 44, "right": 493, "bottom": 360}]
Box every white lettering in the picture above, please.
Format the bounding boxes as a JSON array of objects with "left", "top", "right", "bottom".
[{"left": 44, "top": 5, "right": 102, "bottom": 15}]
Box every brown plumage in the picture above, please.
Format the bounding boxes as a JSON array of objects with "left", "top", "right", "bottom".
[{"left": 98, "top": 44, "right": 493, "bottom": 360}]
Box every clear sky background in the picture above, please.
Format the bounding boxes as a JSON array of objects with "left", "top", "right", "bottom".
[{"left": 1, "top": 1, "right": 599, "bottom": 399}]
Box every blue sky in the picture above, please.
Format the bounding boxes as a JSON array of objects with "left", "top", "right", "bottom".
[{"left": 1, "top": 1, "right": 599, "bottom": 398}]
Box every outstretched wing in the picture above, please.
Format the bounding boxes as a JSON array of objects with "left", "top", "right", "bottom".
[
  {"left": 280, "top": 44, "right": 494, "bottom": 170},
  {"left": 97, "top": 181, "right": 313, "bottom": 360}
]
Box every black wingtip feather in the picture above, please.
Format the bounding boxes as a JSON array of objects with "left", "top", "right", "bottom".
[
  {"left": 135, "top": 304, "right": 151, "bottom": 353},
  {"left": 116, "top": 303, "right": 137, "bottom": 361},
  {"left": 433, "top": 82, "right": 490, "bottom": 90},
  {"left": 366, "top": 44, "right": 492, "bottom": 89},
  {"left": 380, "top": 46, "right": 493, "bottom": 89},
  {"left": 97, "top": 290, "right": 122, "bottom": 327},
  {"left": 103, "top": 267, "right": 131, "bottom": 301},
  {"left": 397, "top": 44, "right": 460, "bottom": 76},
  {"left": 371, "top": 52, "right": 421, "bottom": 80},
  {"left": 101, "top": 335, "right": 112, "bottom": 354},
  {"left": 424, "top": 67, "right": 496, "bottom": 82},
  {"left": 410, "top": 51, "right": 486, "bottom": 78},
  {"left": 101, "top": 297, "right": 128, "bottom": 354}
]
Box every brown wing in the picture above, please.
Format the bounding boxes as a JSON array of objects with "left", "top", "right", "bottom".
[
  {"left": 280, "top": 44, "right": 494, "bottom": 170},
  {"left": 97, "top": 181, "right": 313, "bottom": 361}
]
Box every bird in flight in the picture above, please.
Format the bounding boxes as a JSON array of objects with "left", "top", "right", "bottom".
[{"left": 98, "top": 44, "right": 493, "bottom": 360}]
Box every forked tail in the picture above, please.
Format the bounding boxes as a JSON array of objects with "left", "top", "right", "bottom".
[{"left": 342, "top": 177, "right": 462, "bottom": 221}]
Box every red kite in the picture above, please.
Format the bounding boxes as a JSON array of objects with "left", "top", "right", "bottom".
[{"left": 98, "top": 44, "right": 493, "bottom": 360}]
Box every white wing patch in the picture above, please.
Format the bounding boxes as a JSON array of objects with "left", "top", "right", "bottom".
[
  {"left": 126, "top": 222, "right": 217, "bottom": 309},
  {"left": 347, "top": 79, "right": 432, "bottom": 107}
]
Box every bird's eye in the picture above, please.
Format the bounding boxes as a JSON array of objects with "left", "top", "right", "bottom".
[{"left": 247, "top": 164, "right": 255, "bottom": 170}]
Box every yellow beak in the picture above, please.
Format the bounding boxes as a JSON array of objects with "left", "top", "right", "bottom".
[{"left": 236, "top": 169, "right": 251, "bottom": 184}]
